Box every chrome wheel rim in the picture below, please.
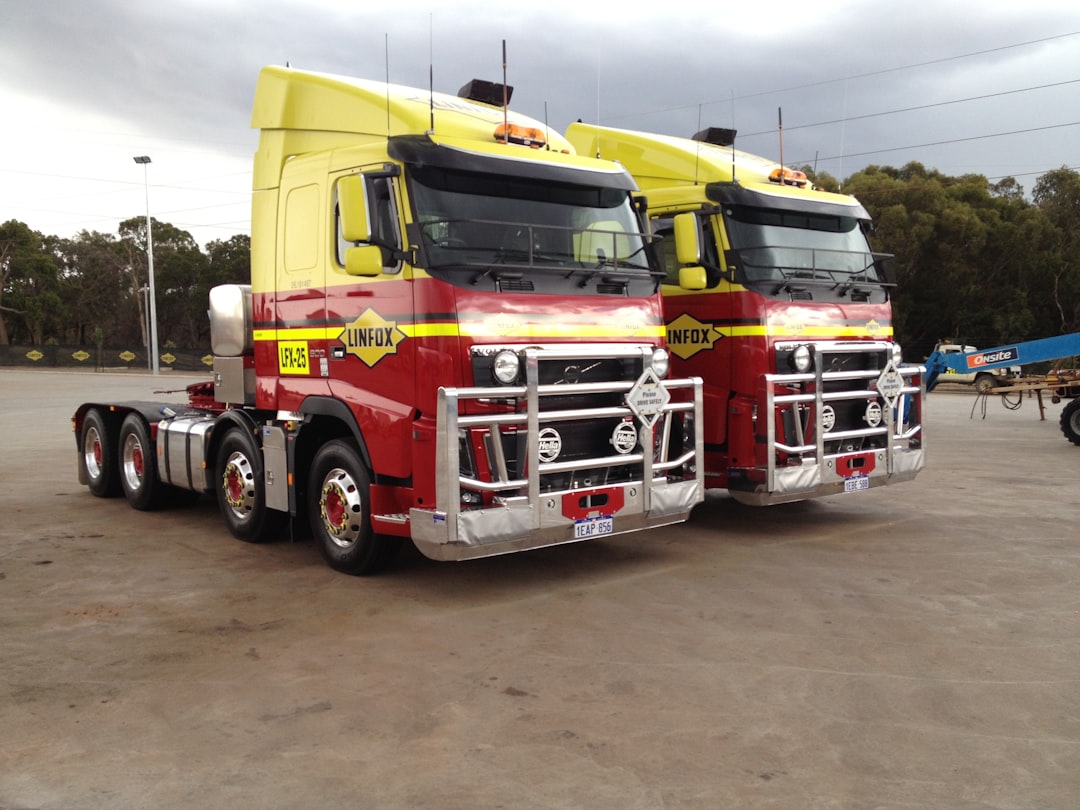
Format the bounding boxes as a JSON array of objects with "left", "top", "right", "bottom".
[
  {"left": 121, "top": 431, "right": 145, "bottom": 491},
  {"left": 319, "top": 466, "right": 364, "bottom": 549},
  {"left": 83, "top": 425, "right": 104, "bottom": 481},
  {"left": 221, "top": 450, "right": 256, "bottom": 520}
]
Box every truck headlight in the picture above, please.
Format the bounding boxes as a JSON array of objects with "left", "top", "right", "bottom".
[
  {"left": 492, "top": 350, "right": 520, "bottom": 385},
  {"left": 651, "top": 347, "right": 670, "bottom": 379},
  {"left": 890, "top": 342, "right": 903, "bottom": 366},
  {"left": 791, "top": 344, "right": 812, "bottom": 373}
]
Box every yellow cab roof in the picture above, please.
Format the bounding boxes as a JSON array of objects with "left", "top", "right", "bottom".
[
  {"left": 565, "top": 122, "right": 865, "bottom": 211},
  {"left": 252, "top": 66, "right": 632, "bottom": 188}
]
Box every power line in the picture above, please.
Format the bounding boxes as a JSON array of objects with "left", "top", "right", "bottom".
[
  {"left": 798, "top": 121, "right": 1080, "bottom": 165},
  {"left": 727, "top": 31, "right": 1080, "bottom": 104},
  {"left": 679, "top": 31, "right": 1080, "bottom": 181},
  {"left": 741, "top": 78, "right": 1080, "bottom": 139},
  {"left": 0, "top": 167, "right": 251, "bottom": 195},
  {"left": 611, "top": 30, "right": 1080, "bottom": 123},
  {"left": 987, "top": 165, "right": 1080, "bottom": 182}
]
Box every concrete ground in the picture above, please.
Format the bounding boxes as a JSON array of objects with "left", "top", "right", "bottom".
[{"left": 1, "top": 369, "right": 1077, "bottom": 809}]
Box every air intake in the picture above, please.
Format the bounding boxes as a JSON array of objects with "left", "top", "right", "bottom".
[
  {"left": 458, "top": 79, "right": 512, "bottom": 106},
  {"left": 692, "top": 127, "right": 737, "bottom": 147}
]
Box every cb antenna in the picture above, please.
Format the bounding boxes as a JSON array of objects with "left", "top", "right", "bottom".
[
  {"left": 778, "top": 107, "right": 785, "bottom": 178},
  {"left": 428, "top": 14, "right": 434, "bottom": 133},
  {"left": 593, "top": 59, "right": 601, "bottom": 158},
  {"left": 730, "top": 89, "right": 737, "bottom": 183},
  {"left": 384, "top": 34, "right": 391, "bottom": 136},
  {"left": 694, "top": 104, "right": 703, "bottom": 185},
  {"left": 502, "top": 40, "right": 509, "bottom": 140},
  {"left": 587, "top": 59, "right": 604, "bottom": 159}
]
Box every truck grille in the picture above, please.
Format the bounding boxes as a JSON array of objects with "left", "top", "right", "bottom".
[
  {"left": 768, "top": 340, "right": 922, "bottom": 461},
  {"left": 449, "top": 344, "right": 698, "bottom": 499},
  {"left": 471, "top": 349, "right": 642, "bottom": 411}
]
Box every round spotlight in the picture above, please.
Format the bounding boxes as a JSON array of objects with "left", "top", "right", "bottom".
[
  {"left": 864, "top": 401, "right": 883, "bottom": 428},
  {"left": 492, "top": 350, "right": 520, "bottom": 385},
  {"left": 821, "top": 404, "right": 836, "bottom": 432},
  {"left": 890, "top": 342, "right": 903, "bottom": 366},
  {"left": 651, "top": 347, "right": 670, "bottom": 379},
  {"left": 791, "top": 344, "right": 812, "bottom": 373}
]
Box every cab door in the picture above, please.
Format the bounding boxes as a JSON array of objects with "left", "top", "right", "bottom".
[
  {"left": 324, "top": 167, "right": 416, "bottom": 481},
  {"left": 272, "top": 153, "right": 332, "bottom": 406},
  {"left": 657, "top": 212, "right": 733, "bottom": 448}
]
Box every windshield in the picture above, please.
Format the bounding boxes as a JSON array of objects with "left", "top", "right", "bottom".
[
  {"left": 408, "top": 166, "right": 652, "bottom": 278},
  {"left": 724, "top": 205, "right": 884, "bottom": 284}
]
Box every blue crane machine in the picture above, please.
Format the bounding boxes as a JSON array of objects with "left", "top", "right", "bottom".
[{"left": 924, "top": 332, "right": 1080, "bottom": 444}]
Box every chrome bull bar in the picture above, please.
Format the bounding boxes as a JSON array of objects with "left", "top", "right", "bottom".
[
  {"left": 735, "top": 341, "right": 925, "bottom": 505},
  {"left": 410, "top": 345, "right": 704, "bottom": 560}
]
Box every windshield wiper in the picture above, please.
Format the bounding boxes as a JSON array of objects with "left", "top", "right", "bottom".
[
  {"left": 567, "top": 246, "right": 658, "bottom": 286},
  {"left": 834, "top": 257, "right": 894, "bottom": 295},
  {"left": 471, "top": 266, "right": 523, "bottom": 286}
]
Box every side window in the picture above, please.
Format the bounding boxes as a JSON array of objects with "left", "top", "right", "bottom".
[
  {"left": 336, "top": 174, "right": 402, "bottom": 273},
  {"left": 700, "top": 216, "right": 723, "bottom": 288},
  {"left": 651, "top": 219, "right": 680, "bottom": 286}
]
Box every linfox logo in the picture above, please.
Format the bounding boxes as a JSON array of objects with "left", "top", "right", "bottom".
[
  {"left": 405, "top": 94, "right": 501, "bottom": 121},
  {"left": 484, "top": 314, "right": 521, "bottom": 336},
  {"left": 338, "top": 308, "right": 407, "bottom": 368},
  {"left": 967, "top": 347, "right": 1019, "bottom": 369},
  {"left": 666, "top": 313, "right": 722, "bottom": 360},
  {"left": 783, "top": 318, "right": 806, "bottom": 335}
]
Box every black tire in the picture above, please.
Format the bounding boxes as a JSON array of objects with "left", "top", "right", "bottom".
[
  {"left": 974, "top": 374, "right": 996, "bottom": 394},
  {"left": 80, "top": 408, "right": 121, "bottom": 498},
  {"left": 1061, "top": 399, "right": 1080, "bottom": 446},
  {"left": 215, "top": 426, "right": 277, "bottom": 543},
  {"left": 308, "top": 439, "right": 402, "bottom": 575},
  {"left": 119, "top": 413, "right": 168, "bottom": 510}
]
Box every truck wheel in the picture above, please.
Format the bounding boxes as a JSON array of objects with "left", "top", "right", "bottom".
[
  {"left": 974, "top": 374, "right": 996, "bottom": 394},
  {"left": 215, "top": 426, "right": 276, "bottom": 542},
  {"left": 308, "top": 439, "right": 402, "bottom": 575},
  {"left": 81, "top": 408, "right": 121, "bottom": 498},
  {"left": 1061, "top": 399, "right": 1080, "bottom": 446},
  {"left": 119, "top": 413, "right": 167, "bottom": 510}
]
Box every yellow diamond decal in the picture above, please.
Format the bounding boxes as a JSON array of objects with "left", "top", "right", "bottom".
[
  {"left": 201, "top": 354, "right": 214, "bottom": 367},
  {"left": 25, "top": 349, "right": 44, "bottom": 362},
  {"left": 161, "top": 352, "right": 176, "bottom": 365},
  {"left": 72, "top": 350, "right": 91, "bottom": 362},
  {"left": 665, "top": 313, "right": 721, "bottom": 360},
  {"left": 119, "top": 350, "right": 136, "bottom": 363},
  {"left": 338, "top": 308, "right": 407, "bottom": 368}
]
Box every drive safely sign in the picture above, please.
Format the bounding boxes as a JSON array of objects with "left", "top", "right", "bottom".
[
  {"left": 876, "top": 361, "right": 904, "bottom": 407},
  {"left": 625, "top": 368, "right": 669, "bottom": 429}
]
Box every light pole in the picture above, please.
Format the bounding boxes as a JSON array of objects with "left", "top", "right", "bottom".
[{"left": 133, "top": 155, "right": 159, "bottom": 375}]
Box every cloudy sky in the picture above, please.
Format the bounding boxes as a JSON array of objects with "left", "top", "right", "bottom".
[{"left": 2, "top": 0, "right": 1078, "bottom": 248}]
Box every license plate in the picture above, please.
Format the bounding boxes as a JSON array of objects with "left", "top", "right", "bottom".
[
  {"left": 844, "top": 475, "right": 870, "bottom": 493},
  {"left": 574, "top": 515, "right": 613, "bottom": 539}
]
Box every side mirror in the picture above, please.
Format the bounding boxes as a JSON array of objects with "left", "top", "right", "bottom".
[
  {"left": 678, "top": 266, "right": 708, "bottom": 291},
  {"left": 338, "top": 176, "right": 371, "bottom": 243},
  {"left": 876, "top": 254, "right": 897, "bottom": 284},
  {"left": 344, "top": 245, "right": 383, "bottom": 277},
  {"left": 673, "top": 212, "right": 702, "bottom": 265}
]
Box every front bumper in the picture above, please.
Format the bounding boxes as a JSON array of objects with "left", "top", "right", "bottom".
[
  {"left": 730, "top": 343, "right": 925, "bottom": 506},
  {"left": 408, "top": 345, "right": 704, "bottom": 561}
]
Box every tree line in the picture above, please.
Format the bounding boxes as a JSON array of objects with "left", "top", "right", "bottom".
[
  {"left": 819, "top": 163, "right": 1080, "bottom": 360},
  {"left": 0, "top": 217, "right": 249, "bottom": 351},
  {"left": 1, "top": 163, "right": 1078, "bottom": 361}
]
